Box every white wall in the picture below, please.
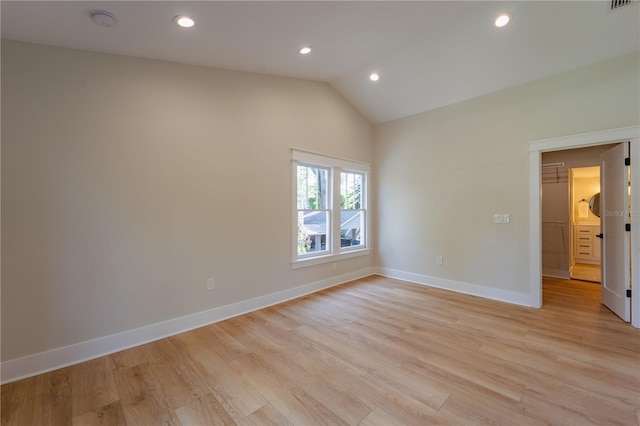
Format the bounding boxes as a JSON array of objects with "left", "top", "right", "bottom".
[
  {"left": 1, "top": 41, "right": 373, "bottom": 364},
  {"left": 374, "top": 52, "right": 639, "bottom": 302}
]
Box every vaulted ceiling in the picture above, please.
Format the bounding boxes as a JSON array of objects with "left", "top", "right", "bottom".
[{"left": 2, "top": 1, "right": 639, "bottom": 124}]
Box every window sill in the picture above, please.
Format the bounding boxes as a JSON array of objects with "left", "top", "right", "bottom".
[{"left": 291, "top": 248, "right": 371, "bottom": 269}]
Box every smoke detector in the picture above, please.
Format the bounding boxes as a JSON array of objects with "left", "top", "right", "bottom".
[{"left": 91, "top": 10, "right": 116, "bottom": 27}]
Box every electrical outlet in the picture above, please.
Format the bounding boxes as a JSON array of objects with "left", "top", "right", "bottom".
[
  {"left": 206, "top": 278, "right": 215, "bottom": 291},
  {"left": 436, "top": 255, "right": 443, "bottom": 265}
]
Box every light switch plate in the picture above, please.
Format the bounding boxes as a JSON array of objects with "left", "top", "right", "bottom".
[{"left": 493, "top": 213, "right": 510, "bottom": 224}]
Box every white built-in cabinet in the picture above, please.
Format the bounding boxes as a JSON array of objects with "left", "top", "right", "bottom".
[{"left": 574, "top": 224, "right": 601, "bottom": 263}]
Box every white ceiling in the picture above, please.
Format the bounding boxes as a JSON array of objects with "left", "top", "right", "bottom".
[{"left": 2, "top": 1, "right": 639, "bottom": 124}]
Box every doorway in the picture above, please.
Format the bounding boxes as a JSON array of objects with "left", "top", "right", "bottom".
[
  {"left": 569, "top": 165, "right": 601, "bottom": 282},
  {"left": 542, "top": 144, "right": 628, "bottom": 319},
  {"left": 529, "top": 126, "right": 640, "bottom": 328},
  {"left": 541, "top": 147, "right": 611, "bottom": 284}
]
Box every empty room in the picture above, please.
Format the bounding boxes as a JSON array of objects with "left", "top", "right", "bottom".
[{"left": 1, "top": 1, "right": 639, "bottom": 425}]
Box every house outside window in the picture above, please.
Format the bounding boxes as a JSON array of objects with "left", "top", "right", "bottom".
[
  {"left": 297, "top": 164, "right": 330, "bottom": 255},
  {"left": 292, "top": 149, "right": 370, "bottom": 267},
  {"left": 340, "top": 171, "right": 365, "bottom": 250}
]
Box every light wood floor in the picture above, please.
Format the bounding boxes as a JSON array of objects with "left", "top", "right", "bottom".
[
  {"left": 2, "top": 275, "right": 639, "bottom": 425},
  {"left": 570, "top": 263, "right": 602, "bottom": 283}
]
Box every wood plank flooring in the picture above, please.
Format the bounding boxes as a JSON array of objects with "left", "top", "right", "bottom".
[
  {"left": 2, "top": 275, "right": 639, "bottom": 425},
  {"left": 570, "top": 263, "right": 601, "bottom": 283}
]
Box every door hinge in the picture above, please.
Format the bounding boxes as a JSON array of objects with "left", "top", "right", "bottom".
[
  {"left": 625, "top": 157, "right": 631, "bottom": 166},
  {"left": 626, "top": 223, "right": 631, "bottom": 232},
  {"left": 627, "top": 289, "right": 632, "bottom": 298}
]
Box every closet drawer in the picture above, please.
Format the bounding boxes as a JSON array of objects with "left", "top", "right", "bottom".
[
  {"left": 576, "top": 243, "right": 593, "bottom": 257},
  {"left": 574, "top": 224, "right": 600, "bottom": 262},
  {"left": 575, "top": 227, "right": 593, "bottom": 235}
]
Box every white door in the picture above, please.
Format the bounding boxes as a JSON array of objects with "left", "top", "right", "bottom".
[{"left": 600, "top": 143, "right": 630, "bottom": 321}]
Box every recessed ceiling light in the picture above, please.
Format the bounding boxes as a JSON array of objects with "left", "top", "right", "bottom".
[
  {"left": 299, "top": 46, "right": 312, "bottom": 55},
  {"left": 369, "top": 73, "right": 380, "bottom": 82},
  {"left": 173, "top": 15, "right": 195, "bottom": 28},
  {"left": 91, "top": 10, "right": 116, "bottom": 27},
  {"left": 495, "top": 13, "right": 511, "bottom": 28}
]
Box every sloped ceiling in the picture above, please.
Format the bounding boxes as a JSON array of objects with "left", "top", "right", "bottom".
[{"left": 2, "top": 1, "right": 639, "bottom": 124}]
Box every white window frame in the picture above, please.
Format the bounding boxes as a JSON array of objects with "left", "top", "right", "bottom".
[
  {"left": 339, "top": 169, "right": 367, "bottom": 253},
  {"left": 296, "top": 163, "right": 332, "bottom": 260},
  {"left": 292, "top": 148, "right": 371, "bottom": 268}
]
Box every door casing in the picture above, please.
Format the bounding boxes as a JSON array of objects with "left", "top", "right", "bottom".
[{"left": 529, "top": 126, "right": 640, "bottom": 328}]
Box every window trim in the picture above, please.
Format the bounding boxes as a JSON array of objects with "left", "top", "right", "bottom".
[
  {"left": 339, "top": 169, "right": 367, "bottom": 252},
  {"left": 291, "top": 148, "right": 371, "bottom": 268}
]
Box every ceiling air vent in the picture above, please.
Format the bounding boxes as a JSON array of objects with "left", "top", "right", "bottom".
[{"left": 610, "top": 0, "right": 635, "bottom": 9}]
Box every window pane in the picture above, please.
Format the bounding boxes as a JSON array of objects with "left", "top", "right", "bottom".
[
  {"left": 341, "top": 172, "right": 363, "bottom": 209},
  {"left": 298, "top": 210, "right": 329, "bottom": 255},
  {"left": 340, "top": 210, "right": 363, "bottom": 247},
  {"left": 297, "top": 165, "right": 328, "bottom": 209}
]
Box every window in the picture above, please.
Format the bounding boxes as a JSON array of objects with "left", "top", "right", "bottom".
[
  {"left": 296, "top": 164, "right": 330, "bottom": 256},
  {"left": 340, "top": 171, "right": 365, "bottom": 250},
  {"left": 292, "top": 149, "right": 370, "bottom": 266}
]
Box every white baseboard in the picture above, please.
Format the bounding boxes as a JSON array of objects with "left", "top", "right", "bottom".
[
  {"left": 374, "top": 267, "right": 532, "bottom": 307},
  {"left": 1, "top": 267, "right": 374, "bottom": 384}
]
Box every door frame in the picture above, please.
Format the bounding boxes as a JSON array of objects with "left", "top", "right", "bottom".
[{"left": 529, "top": 125, "right": 640, "bottom": 328}]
